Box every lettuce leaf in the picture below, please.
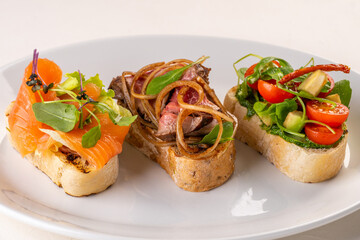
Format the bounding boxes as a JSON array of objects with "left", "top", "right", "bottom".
[{"left": 329, "top": 80, "right": 352, "bottom": 107}]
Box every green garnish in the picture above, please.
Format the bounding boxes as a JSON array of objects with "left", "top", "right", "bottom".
[
  {"left": 82, "top": 125, "right": 101, "bottom": 148},
  {"left": 330, "top": 80, "right": 352, "bottom": 107},
  {"left": 32, "top": 102, "right": 79, "bottom": 132},
  {"left": 146, "top": 56, "right": 209, "bottom": 95},
  {"left": 199, "top": 122, "right": 234, "bottom": 145}
]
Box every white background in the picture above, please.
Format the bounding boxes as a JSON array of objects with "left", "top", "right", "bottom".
[{"left": 1, "top": 0, "right": 359, "bottom": 239}]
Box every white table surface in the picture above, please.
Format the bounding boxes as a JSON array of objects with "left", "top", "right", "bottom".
[{"left": 1, "top": 0, "right": 360, "bottom": 239}]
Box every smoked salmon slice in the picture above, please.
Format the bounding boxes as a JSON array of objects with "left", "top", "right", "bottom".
[
  {"left": 8, "top": 57, "right": 130, "bottom": 169},
  {"left": 8, "top": 58, "right": 62, "bottom": 156}
]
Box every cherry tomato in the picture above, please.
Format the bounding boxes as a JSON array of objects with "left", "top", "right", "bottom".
[
  {"left": 306, "top": 100, "right": 349, "bottom": 127},
  {"left": 245, "top": 64, "right": 259, "bottom": 90},
  {"left": 305, "top": 123, "right": 343, "bottom": 145},
  {"left": 244, "top": 61, "right": 282, "bottom": 90},
  {"left": 257, "top": 80, "right": 294, "bottom": 103}
]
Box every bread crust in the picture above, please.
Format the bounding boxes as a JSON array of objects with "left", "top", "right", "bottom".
[
  {"left": 224, "top": 86, "right": 348, "bottom": 183},
  {"left": 6, "top": 103, "right": 118, "bottom": 197},
  {"left": 126, "top": 123, "right": 235, "bottom": 192}
]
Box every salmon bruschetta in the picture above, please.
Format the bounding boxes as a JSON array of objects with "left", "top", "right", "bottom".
[{"left": 6, "top": 50, "right": 136, "bottom": 196}]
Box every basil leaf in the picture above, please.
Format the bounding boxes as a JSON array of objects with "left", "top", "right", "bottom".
[
  {"left": 329, "top": 79, "right": 352, "bottom": 107},
  {"left": 146, "top": 65, "right": 191, "bottom": 95},
  {"left": 32, "top": 102, "right": 79, "bottom": 132},
  {"left": 199, "top": 122, "right": 234, "bottom": 145},
  {"left": 82, "top": 125, "right": 101, "bottom": 148}
]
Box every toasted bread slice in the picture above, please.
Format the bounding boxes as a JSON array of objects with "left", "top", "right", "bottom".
[
  {"left": 6, "top": 102, "right": 118, "bottom": 197},
  {"left": 224, "top": 86, "right": 348, "bottom": 183},
  {"left": 126, "top": 122, "right": 235, "bottom": 192}
]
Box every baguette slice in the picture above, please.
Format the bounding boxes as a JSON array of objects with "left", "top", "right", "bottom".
[
  {"left": 224, "top": 86, "right": 348, "bottom": 183},
  {"left": 6, "top": 102, "right": 118, "bottom": 197},
  {"left": 126, "top": 123, "right": 235, "bottom": 192}
]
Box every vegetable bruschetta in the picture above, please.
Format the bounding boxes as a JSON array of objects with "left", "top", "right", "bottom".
[{"left": 224, "top": 54, "right": 351, "bottom": 183}]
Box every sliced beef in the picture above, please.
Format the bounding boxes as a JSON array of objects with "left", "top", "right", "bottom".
[
  {"left": 163, "top": 101, "right": 181, "bottom": 115},
  {"left": 110, "top": 62, "right": 216, "bottom": 140},
  {"left": 181, "top": 64, "right": 211, "bottom": 82},
  {"left": 169, "top": 87, "right": 220, "bottom": 111},
  {"left": 109, "top": 76, "right": 124, "bottom": 100},
  {"left": 156, "top": 112, "right": 204, "bottom": 141},
  {"left": 187, "top": 118, "right": 218, "bottom": 136}
]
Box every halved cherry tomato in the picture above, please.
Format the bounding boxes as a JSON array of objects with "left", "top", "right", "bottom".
[
  {"left": 244, "top": 61, "right": 281, "bottom": 90},
  {"left": 305, "top": 123, "right": 343, "bottom": 145},
  {"left": 306, "top": 100, "right": 349, "bottom": 127},
  {"left": 258, "top": 80, "right": 294, "bottom": 103},
  {"left": 245, "top": 64, "right": 259, "bottom": 90}
]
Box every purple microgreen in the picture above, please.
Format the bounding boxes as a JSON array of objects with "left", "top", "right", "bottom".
[
  {"left": 79, "top": 70, "right": 83, "bottom": 92},
  {"left": 32, "top": 49, "right": 37, "bottom": 75},
  {"left": 78, "top": 101, "right": 90, "bottom": 111},
  {"left": 27, "top": 49, "right": 53, "bottom": 95},
  {"left": 77, "top": 98, "right": 97, "bottom": 111}
]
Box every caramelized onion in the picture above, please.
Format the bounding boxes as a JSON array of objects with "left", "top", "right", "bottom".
[{"left": 119, "top": 58, "right": 236, "bottom": 159}]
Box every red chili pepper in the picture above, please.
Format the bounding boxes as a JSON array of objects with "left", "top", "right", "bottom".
[{"left": 279, "top": 64, "right": 350, "bottom": 84}]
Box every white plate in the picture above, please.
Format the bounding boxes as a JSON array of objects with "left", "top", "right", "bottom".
[{"left": 0, "top": 36, "right": 359, "bottom": 240}]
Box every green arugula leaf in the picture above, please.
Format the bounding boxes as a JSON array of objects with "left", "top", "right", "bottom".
[
  {"left": 82, "top": 125, "right": 101, "bottom": 148},
  {"left": 329, "top": 79, "right": 352, "bottom": 107},
  {"left": 146, "top": 56, "right": 209, "bottom": 95},
  {"left": 32, "top": 102, "right": 79, "bottom": 132},
  {"left": 260, "top": 66, "right": 293, "bottom": 81},
  {"left": 146, "top": 65, "right": 191, "bottom": 95},
  {"left": 199, "top": 122, "right": 234, "bottom": 145},
  {"left": 247, "top": 57, "right": 294, "bottom": 84}
]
